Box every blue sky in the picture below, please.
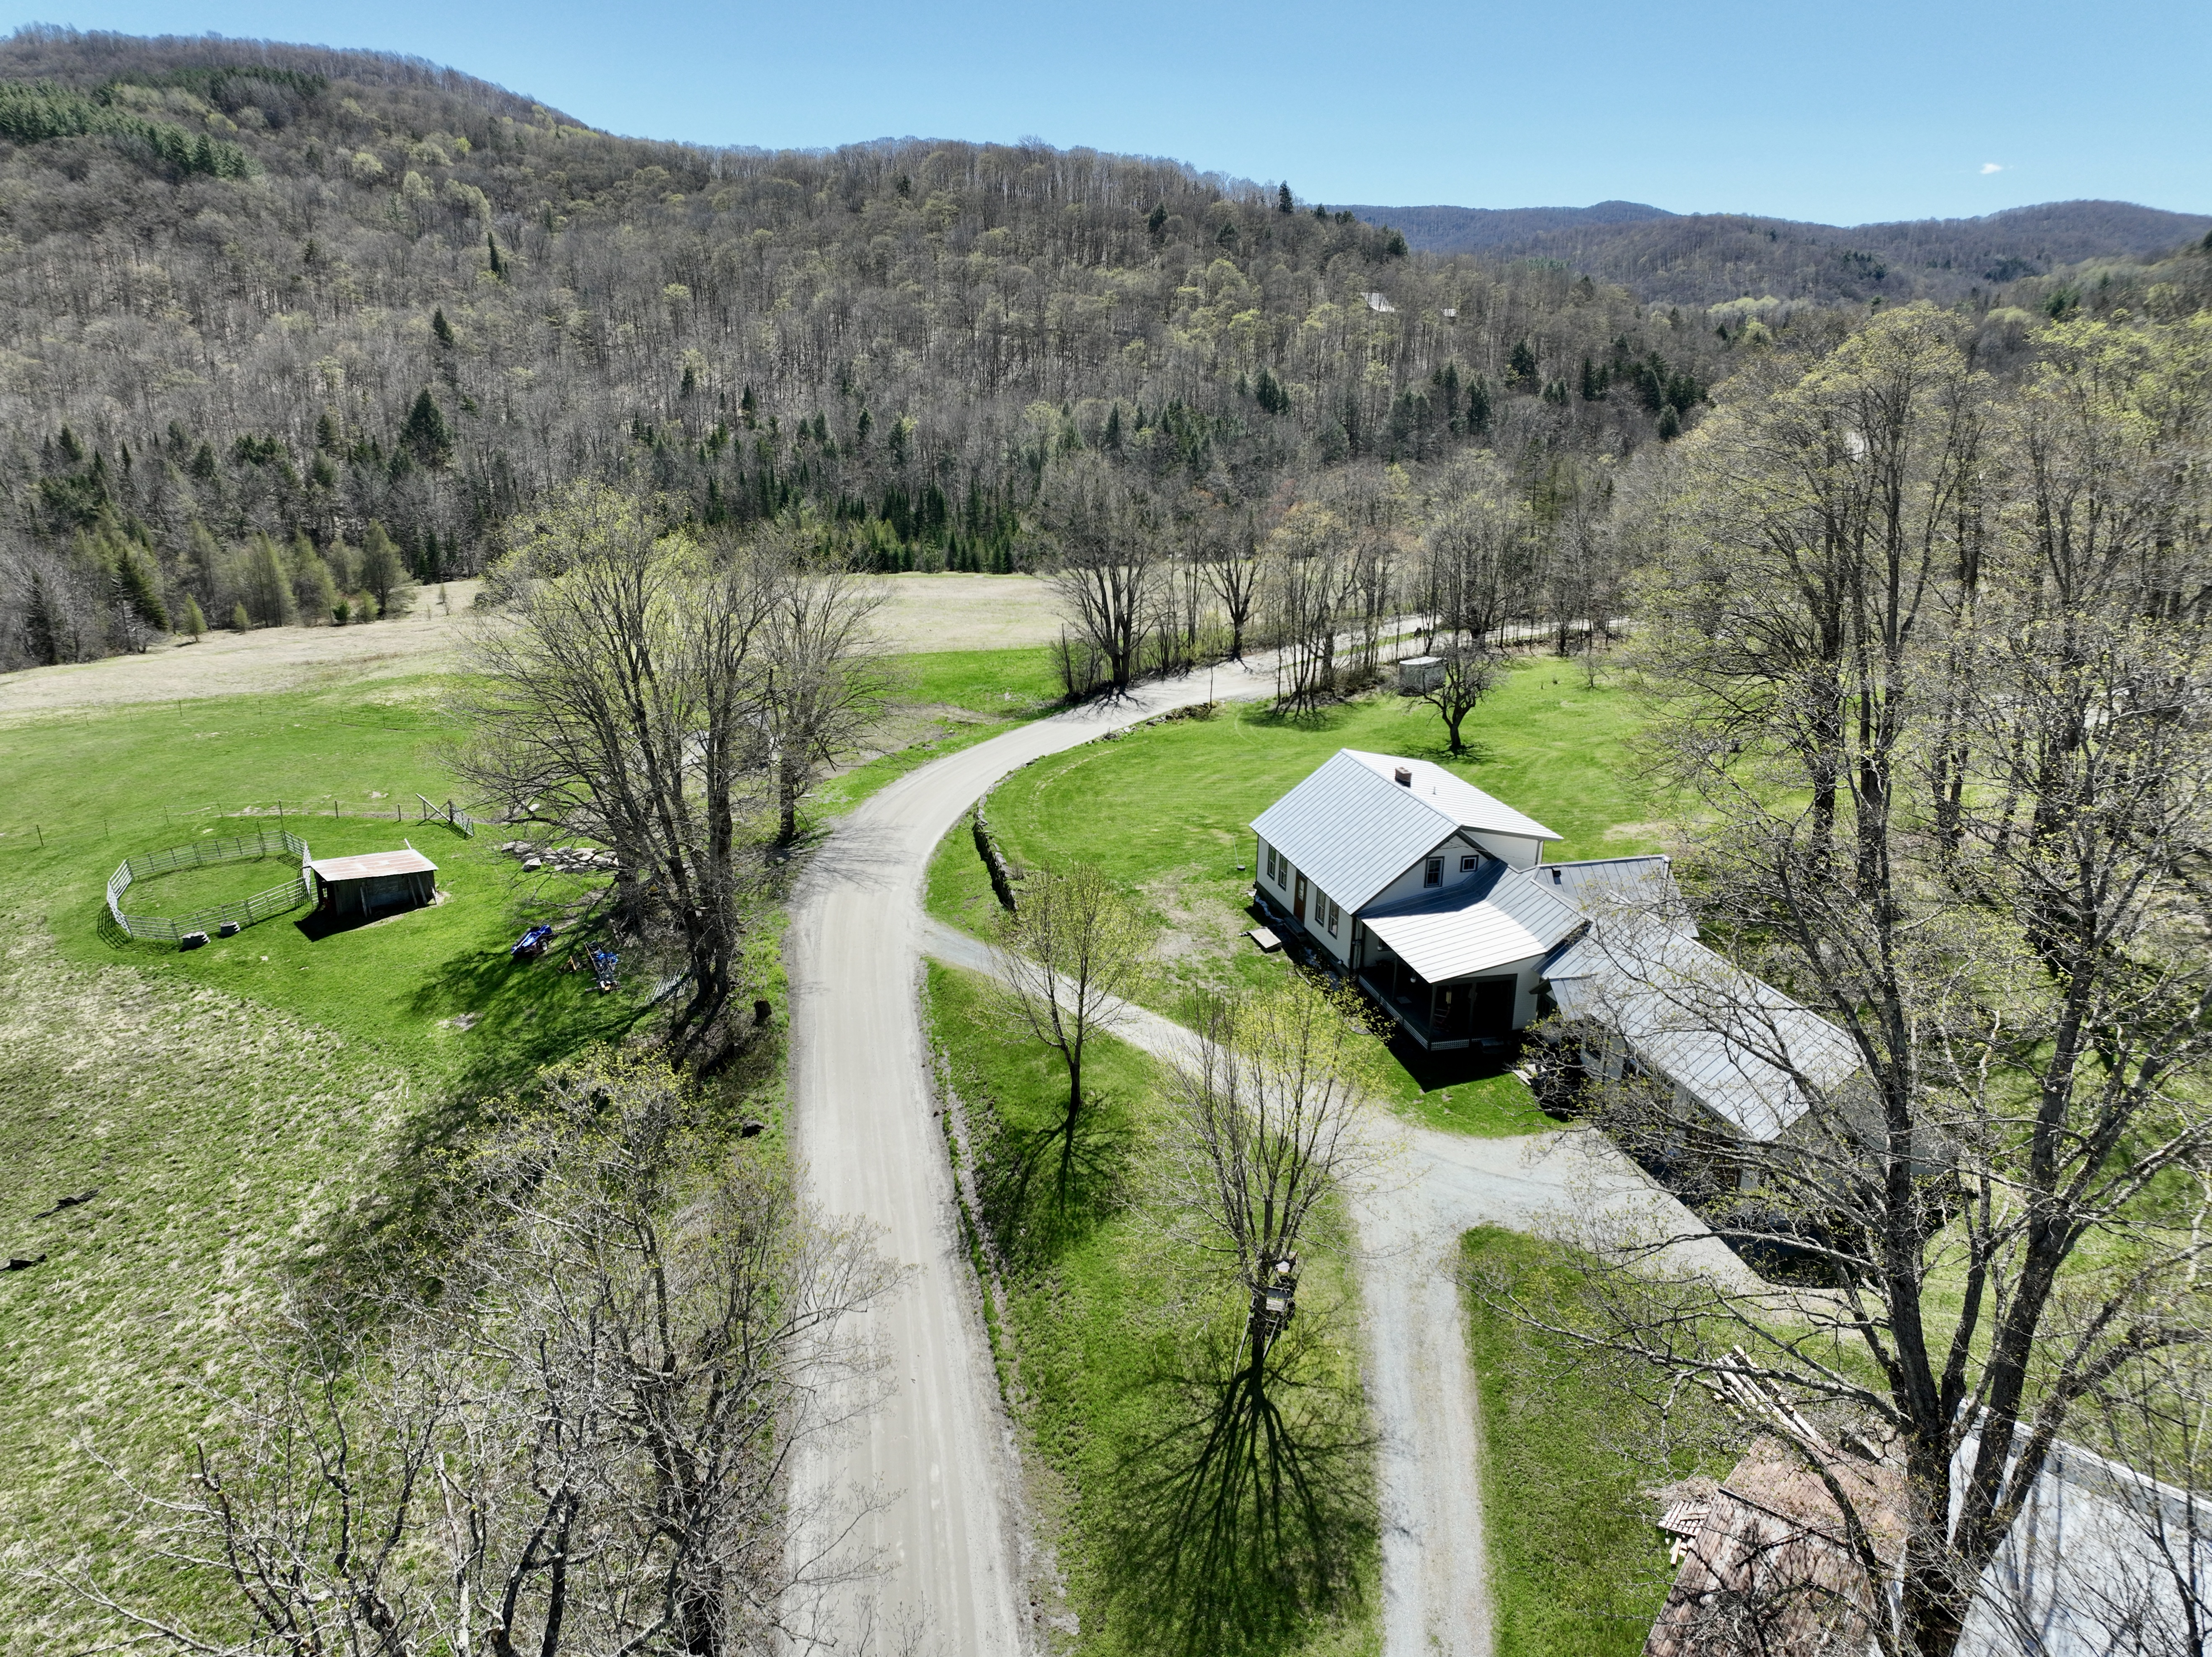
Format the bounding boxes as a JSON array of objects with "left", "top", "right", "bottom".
[{"left": 14, "top": 0, "right": 2206, "bottom": 225}]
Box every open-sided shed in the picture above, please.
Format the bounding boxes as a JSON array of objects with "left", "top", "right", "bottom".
[{"left": 309, "top": 846, "right": 438, "bottom": 921}]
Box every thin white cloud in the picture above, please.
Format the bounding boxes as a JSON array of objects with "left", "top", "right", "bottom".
[{"left": 1980, "top": 162, "right": 2005, "bottom": 175}]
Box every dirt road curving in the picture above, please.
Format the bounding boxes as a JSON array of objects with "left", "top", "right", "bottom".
[
  {"left": 784, "top": 660, "right": 1277, "bottom": 1656},
  {"left": 795, "top": 649, "right": 1748, "bottom": 1657},
  {"left": 918, "top": 916, "right": 1753, "bottom": 1657}
]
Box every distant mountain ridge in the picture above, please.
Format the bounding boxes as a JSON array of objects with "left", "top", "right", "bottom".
[{"left": 1341, "top": 198, "right": 2212, "bottom": 305}]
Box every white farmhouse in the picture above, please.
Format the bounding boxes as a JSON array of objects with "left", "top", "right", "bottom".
[
  {"left": 1251, "top": 748, "right": 1574, "bottom": 1044},
  {"left": 1249, "top": 749, "right": 1861, "bottom": 1154}
]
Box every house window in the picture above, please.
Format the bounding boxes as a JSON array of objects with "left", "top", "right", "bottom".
[
  {"left": 1459, "top": 854, "right": 1478, "bottom": 873},
  {"left": 1424, "top": 856, "right": 1443, "bottom": 887},
  {"left": 1326, "top": 898, "right": 1340, "bottom": 935},
  {"left": 1265, "top": 846, "right": 1277, "bottom": 882}
]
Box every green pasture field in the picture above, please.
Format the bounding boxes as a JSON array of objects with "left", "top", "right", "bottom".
[
  {"left": 927, "top": 961, "right": 1378, "bottom": 1657},
  {"left": 892, "top": 644, "right": 1065, "bottom": 715},
  {"left": 0, "top": 645, "right": 1052, "bottom": 1640},
  {"left": 925, "top": 659, "right": 1669, "bottom": 1133},
  {"left": 811, "top": 646, "right": 1068, "bottom": 818},
  {"left": 0, "top": 678, "right": 661, "bottom": 1641}
]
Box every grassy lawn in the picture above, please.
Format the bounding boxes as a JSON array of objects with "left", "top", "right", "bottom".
[
  {"left": 84, "top": 814, "right": 644, "bottom": 1088},
  {"left": 1460, "top": 1227, "right": 1737, "bottom": 1657},
  {"left": 894, "top": 644, "right": 1065, "bottom": 715},
  {"left": 927, "top": 962, "right": 1377, "bottom": 1657},
  {"left": 925, "top": 659, "right": 1669, "bottom": 1132}
]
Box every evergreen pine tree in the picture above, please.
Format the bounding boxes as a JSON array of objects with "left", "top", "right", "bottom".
[
  {"left": 400, "top": 389, "right": 452, "bottom": 465},
  {"left": 1277, "top": 183, "right": 1293, "bottom": 214},
  {"left": 1508, "top": 338, "right": 1540, "bottom": 392},
  {"left": 1657, "top": 406, "right": 1681, "bottom": 441},
  {"left": 1147, "top": 203, "right": 1167, "bottom": 236},
  {"left": 230, "top": 601, "right": 251, "bottom": 632},
  {"left": 740, "top": 384, "right": 758, "bottom": 427},
  {"left": 1467, "top": 379, "right": 1492, "bottom": 435},
  {"left": 486, "top": 230, "right": 505, "bottom": 278},
  {"left": 432, "top": 308, "right": 455, "bottom": 348},
  {"left": 112, "top": 540, "right": 168, "bottom": 632},
  {"left": 181, "top": 594, "right": 206, "bottom": 639},
  {"left": 1580, "top": 356, "right": 1603, "bottom": 400}
]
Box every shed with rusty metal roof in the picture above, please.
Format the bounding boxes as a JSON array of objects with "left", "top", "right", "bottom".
[{"left": 308, "top": 844, "right": 438, "bottom": 921}]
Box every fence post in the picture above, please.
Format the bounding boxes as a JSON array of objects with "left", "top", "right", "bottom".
[{"left": 35, "top": 825, "right": 42, "bottom": 848}]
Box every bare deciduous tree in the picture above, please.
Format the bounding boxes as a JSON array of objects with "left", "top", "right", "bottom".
[
  {"left": 1535, "top": 305, "right": 2212, "bottom": 1657},
  {"left": 1039, "top": 456, "right": 1160, "bottom": 695},
  {"left": 456, "top": 481, "right": 772, "bottom": 1058},
  {"left": 755, "top": 520, "right": 889, "bottom": 843},
  {"left": 1165, "top": 978, "right": 1382, "bottom": 1394},
  {"left": 43, "top": 1056, "right": 897, "bottom": 1657},
  {"left": 1414, "top": 645, "right": 1499, "bottom": 754},
  {"left": 991, "top": 862, "right": 1153, "bottom": 1188}
]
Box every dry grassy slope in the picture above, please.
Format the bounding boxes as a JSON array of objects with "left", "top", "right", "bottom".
[{"left": 0, "top": 916, "right": 416, "bottom": 1647}]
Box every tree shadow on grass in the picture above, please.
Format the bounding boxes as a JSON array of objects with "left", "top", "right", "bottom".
[
  {"left": 297, "top": 933, "right": 656, "bottom": 1314},
  {"left": 1102, "top": 1321, "right": 1378, "bottom": 1657},
  {"left": 973, "top": 1098, "right": 1133, "bottom": 1275},
  {"left": 1247, "top": 701, "right": 1359, "bottom": 735}
]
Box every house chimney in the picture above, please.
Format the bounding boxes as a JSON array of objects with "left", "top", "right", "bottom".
[{"left": 1393, "top": 766, "right": 1412, "bottom": 787}]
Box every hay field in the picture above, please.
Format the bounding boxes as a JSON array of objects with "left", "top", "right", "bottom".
[{"left": 0, "top": 572, "right": 1057, "bottom": 717}]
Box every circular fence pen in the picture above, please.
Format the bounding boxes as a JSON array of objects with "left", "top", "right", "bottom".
[{"left": 106, "top": 826, "right": 315, "bottom": 945}]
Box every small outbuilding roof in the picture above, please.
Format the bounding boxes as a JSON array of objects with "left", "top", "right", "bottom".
[
  {"left": 1251, "top": 749, "right": 1560, "bottom": 914},
  {"left": 309, "top": 848, "right": 439, "bottom": 882},
  {"left": 1362, "top": 859, "right": 1584, "bottom": 983}
]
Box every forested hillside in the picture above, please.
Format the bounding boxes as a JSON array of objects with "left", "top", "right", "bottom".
[
  {"left": 1353, "top": 197, "right": 2212, "bottom": 305},
  {"left": 0, "top": 26, "right": 2201, "bottom": 676},
  {"left": 0, "top": 27, "right": 1752, "bottom": 670}
]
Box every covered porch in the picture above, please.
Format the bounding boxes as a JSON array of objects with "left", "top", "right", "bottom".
[{"left": 1355, "top": 949, "right": 1517, "bottom": 1051}]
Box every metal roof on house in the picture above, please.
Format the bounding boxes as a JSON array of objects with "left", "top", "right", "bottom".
[
  {"left": 1545, "top": 919, "right": 1860, "bottom": 1142},
  {"left": 1362, "top": 859, "right": 1585, "bottom": 983},
  {"left": 1250, "top": 750, "right": 1561, "bottom": 915},
  {"left": 1527, "top": 854, "right": 1695, "bottom": 936},
  {"left": 1338, "top": 750, "right": 1562, "bottom": 843},
  {"left": 309, "top": 848, "right": 439, "bottom": 882}
]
